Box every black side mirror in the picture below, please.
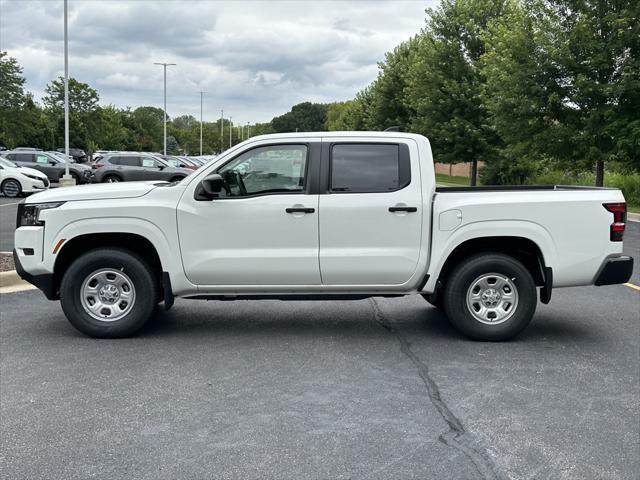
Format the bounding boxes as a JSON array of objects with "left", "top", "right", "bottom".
[
  {"left": 49, "top": 160, "right": 57, "bottom": 166},
  {"left": 196, "top": 173, "right": 225, "bottom": 200}
]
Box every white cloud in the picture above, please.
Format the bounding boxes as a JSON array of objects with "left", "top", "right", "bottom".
[{"left": 0, "top": 0, "right": 436, "bottom": 122}]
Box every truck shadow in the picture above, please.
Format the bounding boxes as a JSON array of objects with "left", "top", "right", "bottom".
[{"left": 133, "top": 298, "right": 600, "bottom": 345}]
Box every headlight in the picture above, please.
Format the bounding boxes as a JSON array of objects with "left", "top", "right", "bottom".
[
  {"left": 16, "top": 202, "right": 65, "bottom": 228},
  {"left": 24, "top": 174, "right": 44, "bottom": 181}
]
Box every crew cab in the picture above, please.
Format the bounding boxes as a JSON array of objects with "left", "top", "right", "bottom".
[{"left": 13, "top": 132, "right": 634, "bottom": 340}]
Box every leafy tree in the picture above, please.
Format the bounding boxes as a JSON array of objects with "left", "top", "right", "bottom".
[
  {"left": 271, "top": 102, "right": 328, "bottom": 132},
  {"left": 43, "top": 77, "right": 99, "bottom": 113},
  {"left": 406, "top": 0, "right": 510, "bottom": 185},
  {"left": 366, "top": 39, "right": 417, "bottom": 131},
  {"left": 0, "top": 51, "right": 27, "bottom": 147}
]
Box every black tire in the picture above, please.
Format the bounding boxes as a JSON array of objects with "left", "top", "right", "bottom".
[
  {"left": 70, "top": 172, "right": 80, "bottom": 184},
  {"left": 442, "top": 253, "right": 537, "bottom": 341},
  {"left": 103, "top": 174, "right": 122, "bottom": 183},
  {"left": 60, "top": 248, "right": 159, "bottom": 338},
  {"left": 1, "top": 179, "right": 22, "bottom": 197}
]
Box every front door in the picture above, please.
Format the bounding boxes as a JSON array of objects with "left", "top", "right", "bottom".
[
  {"left": 178, "top": 142, "right": 320, "bottom": 286},
  {"left": 319, "top": 139, "right": 423, "bottom": 285}
]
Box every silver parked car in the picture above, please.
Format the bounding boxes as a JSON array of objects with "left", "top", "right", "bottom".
[{"left": 92, "top": 153, "right": 192, "bottom": 183}]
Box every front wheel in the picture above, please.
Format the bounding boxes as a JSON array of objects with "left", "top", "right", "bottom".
[
  {"left": 1, "top": 179, "right": 22, "bottom": 197},
  {"left": 442, "top": 253, "right": 537, "bottom": 341},
  {"left": 103, "top": 175, "right": 121, "bottom": 183},
  {"left": 60, "top": 248, "right": 159, "bottom": 338}
]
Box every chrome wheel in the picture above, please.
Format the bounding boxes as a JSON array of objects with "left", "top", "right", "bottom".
[
  {"left": 80, "top": 269, "right": 136, "bottom": 322},
  {"left": 2, "top": 179, "right": 21, "bottom": 197},
  {"left": 465, "top": 273, "right": 518, "bottom": 325}
]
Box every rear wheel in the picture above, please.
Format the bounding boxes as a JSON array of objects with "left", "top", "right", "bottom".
[
  {"left": 70, "top": 172, "right": 80, "bottom": 184},
  {"left": 103, "top": 174, "right": 121, "bottom": 183},
  {"left": 60, "top": 248, "right": 159, "bottom": 338},
  {"left": 442, "top": 253, "right": 537, "bottom": 341},
  {"left": 1, "top": 179, "right": 22, "bottom": 197}
]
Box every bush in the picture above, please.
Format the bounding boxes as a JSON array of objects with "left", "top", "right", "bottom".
[{"left": 528, "top": 171, "right": 640, "bottom": 209}]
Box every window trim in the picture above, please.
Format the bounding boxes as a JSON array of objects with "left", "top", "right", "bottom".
[
  {"left": 324, "top": 142, "right": 411, "bottom": 194},
  {"left": 209, "top": 142, "right": 315, "bottom": 200}
]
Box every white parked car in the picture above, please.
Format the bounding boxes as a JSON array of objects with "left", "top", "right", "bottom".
[
  {"left": 13, "top": 132, "right": 633, "bottom": 340},
  {"left": 0, "top": 157, "right": 49, "bottom": 197}
]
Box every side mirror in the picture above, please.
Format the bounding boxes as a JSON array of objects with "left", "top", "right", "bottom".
[
  {"left": 158, "top": 164, "right": 165, "bottom": 170},
  {"left": 49, "top": 160, "right": 57, "bottom": 165},
  {"left": 196, "top": 173, "right": 225, "bottom": 200}
]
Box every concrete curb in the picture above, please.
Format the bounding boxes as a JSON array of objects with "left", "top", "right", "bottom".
[
  {"left": 0, "top": 270, "right": 36, "bottom": 294},
  {"left": 628, "top": 212, "right": 640, "bottom": 223}
]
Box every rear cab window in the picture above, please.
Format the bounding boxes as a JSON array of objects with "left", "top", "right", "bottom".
[{"left": 330, "top": 143, "right": 410, "bottom": 193}]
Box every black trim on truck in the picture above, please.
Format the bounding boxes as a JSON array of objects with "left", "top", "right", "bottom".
[
  {"left": 540, "top": 267, "right": 553, "bottom": 304},
  {"left": 435, "top": 185, "right": 617, "bottom": 193},
  {"left": 13, "top": 249, "right": 57, "bottom": 300},
  {"left": 594, "top": 256, "right": 634, "bottom": 286}
]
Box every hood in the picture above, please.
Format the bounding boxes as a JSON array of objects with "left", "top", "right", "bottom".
[
  {"left": 25, "top": 181, "right": 162, "bottom": 203},
  {"left": 14, "top": 166, "right": 48, "bottom": 179}
]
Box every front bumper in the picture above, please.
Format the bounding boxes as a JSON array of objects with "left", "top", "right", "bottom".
[
  {"left": 13, "top": 249, "right": 57, "bottom": 300},
  {"left": 594, "top": 256, "right": 634, "bottom": 286}
]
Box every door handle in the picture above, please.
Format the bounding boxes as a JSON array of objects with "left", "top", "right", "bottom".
[
  {"left": 286, "top": 207, "right": 315, "bottom": 214},
  {"left": 389, "top": 206, "right": 417, "bottom": 213}
]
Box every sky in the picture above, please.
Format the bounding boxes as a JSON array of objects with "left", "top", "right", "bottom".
[{"left": 0, "top": 0, "right": 436, "bottom": 123}]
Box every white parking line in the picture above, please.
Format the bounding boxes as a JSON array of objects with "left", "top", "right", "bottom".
[{"left": 0, "top": 201, "right": 22, "bottom": 207}]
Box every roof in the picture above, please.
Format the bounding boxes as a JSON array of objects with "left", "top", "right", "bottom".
[{"left": 247, "top": 131, "right": 427, "bottom": 142}]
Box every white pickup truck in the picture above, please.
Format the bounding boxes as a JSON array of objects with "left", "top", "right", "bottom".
[{"left": 13, "top": 132, "right": 633, "bottom": 340}]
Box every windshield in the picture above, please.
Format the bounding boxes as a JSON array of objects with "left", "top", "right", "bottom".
[{"left": 0, "top": 157, "right": 18, "bottom": 168}]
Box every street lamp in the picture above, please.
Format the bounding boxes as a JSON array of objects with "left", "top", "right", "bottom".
[
  {"left": 199, "top": 91, "right": 206, "bottom": 155},
  {"left": 229, "top": 116, "right": 232, "bottom": 148},
  {"left": 220, "top": 109, "right": 224, "bottom": 152},
  {"left": 59, "top": 0, "right": 73, "bottom": 187},
  {"left": 154, "top": 62, "right": 176, "bottom": 155}
]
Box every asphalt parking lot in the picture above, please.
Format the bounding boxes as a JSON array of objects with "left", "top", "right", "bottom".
[{"left": 1, "top": 204, "right": 639, "bottom": 479}]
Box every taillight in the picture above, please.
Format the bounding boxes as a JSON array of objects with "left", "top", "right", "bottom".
[{"left": 603, "top": 203, "right": 627, "bottom": 241}]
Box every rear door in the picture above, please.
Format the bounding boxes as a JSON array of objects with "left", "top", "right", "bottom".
[{"left": 319, "top": 138, "right": 423, "bottom": 285}]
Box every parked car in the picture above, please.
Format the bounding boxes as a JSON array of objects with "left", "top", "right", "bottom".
[
  {"left": 92, "top": 153, "right": 192, "bottom": 183},
  {"left": 56, "top": 147, "right": 87, "bottom": 163},
  {"left": 0, "top": 157, "right": 49, "bottom": 197},
  {"left": 157, "top": 155, "right": 199, "bottom": 171},
  {"left": 13, "top": 132, "right": 634, "bottom": 340},
  {"left": 1, "top": 150, "right": 93, "bottom": 184}
]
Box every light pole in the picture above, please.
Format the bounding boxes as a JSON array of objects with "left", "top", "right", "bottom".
[
  {"left": 220, "top": 109, "right": 224, "bottom": 152},
  {"left": 154, "top": 62, "right": 176, "bottom": 155},
  {"left": 60, "top": 0, "right": 73, "bottom": 186},
  {"left": 199, "top": 91, "right": 206, "bottom": 155},
  {"left": 229, "top": 116, "right": 232, "bottom": 148},
  {"left": 247, "top": 122, "right": 250, "bottom": 138}
]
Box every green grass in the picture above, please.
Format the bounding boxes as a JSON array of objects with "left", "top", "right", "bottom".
[{"left": 435, "top": 173, "right": 473, "bottom": 187}]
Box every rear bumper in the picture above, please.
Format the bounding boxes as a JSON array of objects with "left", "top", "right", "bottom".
[
  {"left": 594, "top": 256, "right": 634, "bottom": 286},
  {"left": 13, "top": 249, "right": 56, "bottom": 300}
]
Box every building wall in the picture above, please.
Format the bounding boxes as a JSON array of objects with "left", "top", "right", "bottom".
[{"left": 434, "top": 161, "right": 485, "bottom": 178}]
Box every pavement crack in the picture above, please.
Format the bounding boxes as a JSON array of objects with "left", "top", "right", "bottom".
[{"left": 369, "top": 298, "right": 508, "bottom": 480}]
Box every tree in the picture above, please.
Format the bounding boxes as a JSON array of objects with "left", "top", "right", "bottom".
[
  {"left": 406, "top": 0, "right": 510, "bottom": 185},
  {"left": 123, "top": 106, "right": 165, "bottom": 152},
  {"left": 271, "top": 102, "right": 328, "bottom": 132},
  {"left": 366, "top": 39, "right": 417, "bottom": 131},
  {"left": 482, "top": 0, "right": 640, "bottom": 185},
  {"left": 0, "top": 51, "right": 27, "bottom": 147},
  {"left": 43, "top": 77, "right": 99, "bottom": 113}
]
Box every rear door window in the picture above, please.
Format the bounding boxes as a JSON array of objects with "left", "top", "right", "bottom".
[
  {"left": 330, "top": 144, "right": 409, "bottom": 193},
  {"left": 120, "top": 156, "right": 141, "bottom": 167},
  {"left": 14, "top": 153, "right": 35, "bottom": 162}
]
